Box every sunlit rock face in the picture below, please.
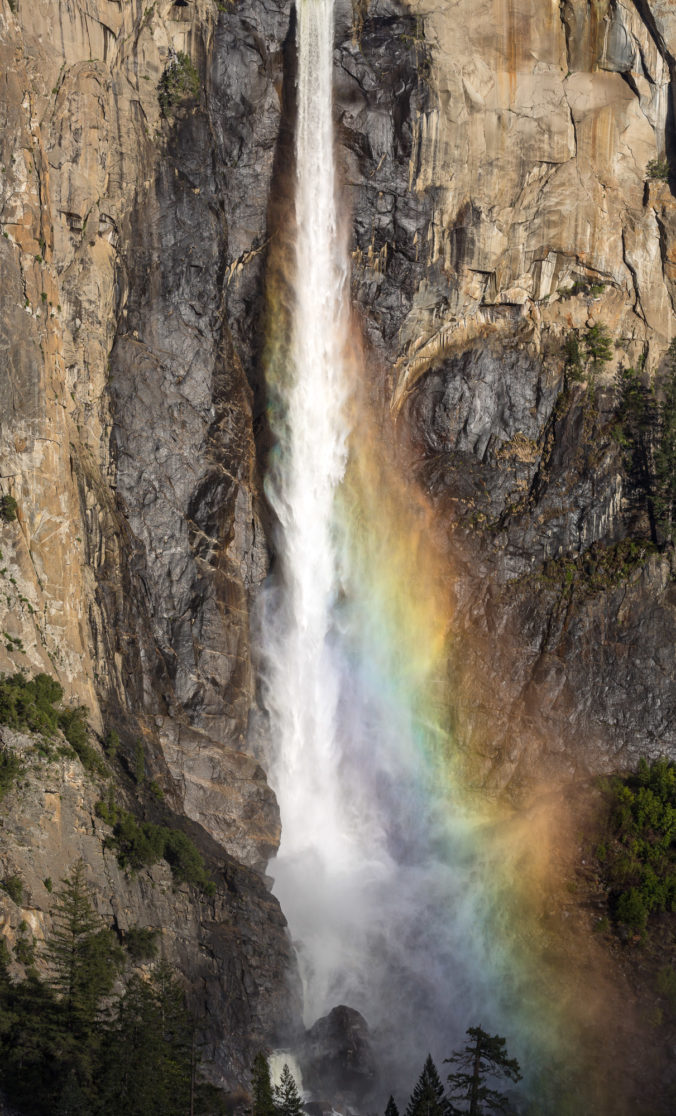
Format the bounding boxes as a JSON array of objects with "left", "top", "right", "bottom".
[
  {"left": 0, "top": 0, "right": 292, "bottom": 866},
  {"left": 2, "top": 0, "right": 674, "bottom": 874},
  {"left": 1, "top": 0, "right": 676, "bottom": 1102},
  {"left": 332, "top": 0, "right": 676, "bottom": 781}
]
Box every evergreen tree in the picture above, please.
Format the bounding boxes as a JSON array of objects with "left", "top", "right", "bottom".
[
  {"left": 252, "top": 1051, "right": 277, "bottom": 1116},
  {"left": 654, "top": 347, "right": 676, "bottom": 540},
  {"left": 0, "top": 965, "right": 76, "bottom": 1115},
  {"left": 405, "top": 1055, "right": 449, "bottom": 1116},
  {"left": 445, "top": 1026, "right": 521, "bottom": 1115},
  {"left": 274, "top": 1063, "right": 303, "bottom": 1116},
  {"left": 385, "top": 1096, "right": 400, "bottom": 1116},
  {"left": 44, "top": 860, "right": 123, "bottom": 1028},
  {"left": 97, "top": 961, "right": 193, "bottom": 1116},
  {"left": 614, "top": 363, "right": 659, "bottom": 539}
]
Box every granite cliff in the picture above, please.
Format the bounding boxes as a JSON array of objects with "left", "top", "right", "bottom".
[{"left": 1, "top": 0, "right": 676, "bottom": 1105}]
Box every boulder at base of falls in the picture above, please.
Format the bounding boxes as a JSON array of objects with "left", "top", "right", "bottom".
[{"left": 299, "top": 1005, "right": 377, "bottom": 1106}]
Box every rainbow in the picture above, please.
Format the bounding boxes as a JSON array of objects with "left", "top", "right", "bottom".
[{"left": 258, "top": 0, "right": 625, "bottom": 1111}]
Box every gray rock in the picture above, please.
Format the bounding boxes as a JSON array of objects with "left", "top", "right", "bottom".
[{"left": 300, "top": 1005, "right": 377, "bottom": 1106}]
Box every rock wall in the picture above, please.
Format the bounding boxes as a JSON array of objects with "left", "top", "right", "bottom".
[
  {"left": 2, "top": 0, "right": 676, "bottom": 1096},
  {"left": 0, "top": 725, "right": 300, "bottom": 1090},
  {"left": 0, "top": 0, "right": 298, "bottom": 1089},
  {"left": 333, "top": 0, "right": 676, "bottom": 782},
  {"left": 0, "top": 0, "right": 290, "bottom": 867}
]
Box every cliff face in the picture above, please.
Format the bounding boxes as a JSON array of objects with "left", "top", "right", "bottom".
[
  {"left": 336, "top": 0, "right": 676, "bottom": 784},
  {"left": 0, "top": 0, "right": 289, "bottom": 867},
  {"left": 0, "top": 724, "right": 300, "bottom": 1089},
  {"left": 1, "top": 0, "right": 676, "bottom": 1099},
  {"left": 0, "top": 0, "right": 296, "bottom": 1088}
]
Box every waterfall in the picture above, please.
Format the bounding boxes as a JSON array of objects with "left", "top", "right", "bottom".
[
  {"left": 261, "top": 0, "right": 565, "bottom": 1100},
  {"left": 263, "top": 0, "right": 364, "bottom": 1022}
]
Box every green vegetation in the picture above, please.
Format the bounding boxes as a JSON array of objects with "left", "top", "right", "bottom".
[
  {"left": 445, "top": 1026, "right": 522, "bottom": 1115},
  {"left": 657, "top": 964, "right": 676, "bottom": 1012},
  {"left": 0, "top": 747, "right": 23, "bottom": 800},
  {"left": 135, "top": 738, "right": 146, "bottom": 785},
  {"left": 274, "top": 1063, "right": 304, "bottom": 1116},
  {"left": 158, "top": 51, "right": 200, "bottom": 114},
  {"left": 405, "top": 1055, "right": 448, "bottom": 1116},
  {"left": 613, "top": 344, "right": 676, "bottom": 542},
  {"left": 0, "top": 672, "right": 106, "bottom": 776},
  {"left": 252, "top": 1052, "right": 278, "bottom": 1116},
  {"left": 96, "top": 792, "right": 216, "bottom": 895},
  {"left": 1, "top": 874, "right": 24, "bottom": 904},
  {"left": 97, "top": 962, "right": 193, "bottom": 1116},
  {"left": 0, "top": 863, "right": 213, "bottom": 1116},
  {"left": 563, "top": 322, "right": 613, "bottom": 384},
  {"left": 559, "top": 278, "right": 607, "bottom": 299},
  {"left": 45, "top": 860, "right": 124, "bottom": 1024},
  {"left": 0, "top": 494, "right": 18, "bottom": 522},
  {"left": 647, "top": 158, "right": 670, "bottom": 181},
  {"left": 120, "top": 925, "right": 159, "bottom": 961},
  {"left": 103, "top": 728, "right": 120, "bottom": 759},
  {"left": 14, "top": 921, "right": 35, "bottom": 967},
  {"left": 538, "top": 537, "right": 658, "bottom": 594},
  {"left": 596, "top": 758, "right": 676, "bottom": 934}
]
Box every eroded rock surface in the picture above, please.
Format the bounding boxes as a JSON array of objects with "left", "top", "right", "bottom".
[
  {"left": 0, "top": 725, "right": 300, "bottom": 1089},
  {"left": 0, "top": 0, "right": 290, "bottom": 866},
  {"left": 300, "top": 1004, "right": 377, "bottom": 1106}
]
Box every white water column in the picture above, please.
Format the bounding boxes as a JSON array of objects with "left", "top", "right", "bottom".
[{"left": 264, "top": 0, "right": 359, "bottom": 1020}]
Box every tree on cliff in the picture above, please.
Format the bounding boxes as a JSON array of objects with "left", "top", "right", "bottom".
[
  {"left": 405, "top": 1054, "right": 449, "bottom": 1116},
  {"left": 385, "top": 1095, "right": 400, "bottom": 1116},
  {"left": 654, "top": 344, "right": 676, "bottom": 540},
  {"left": 445, "top": 1026, "right": 521, "bottom": 1115},
  {"left": 252, "top": 1051, "right": 277, "bottom": 1116},
  {"left": 97, "top": 962, "right": 193, "bottom": 1116},
  {"left": 274, "top": 1063, "right": 304, "bottom": 1116},
  {"left": 44, "top": 859, "right": 123, "bottom": 1028}
]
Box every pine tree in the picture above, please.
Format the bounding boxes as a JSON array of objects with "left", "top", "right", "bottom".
[
  {"left": 44, "top": 860, "right": 123, "bottom": 1027},
  {"left": 614, "top": 362, "right": 659, "bottom": 539},
  {"left": 385, "top": 1096, "right": 400, "bottom": 1116},
  {"left": 252, "top": 1052, "right": 277, "bottom": 1116},
  {"left": 445, "top": 1026, "right": 521, "bottom": 1116},
  {"left": 654, "top": 348, "right": 676, "bottom": 540},
  {"left": 274, "top": 1063, "right": 303, "bottom": 1116},
  {"left": 98, "top": 961, "right": 193, "bottom": 1116},
  {"left": 405, "top": 1055, "right": 449, "bottom": 1116}
]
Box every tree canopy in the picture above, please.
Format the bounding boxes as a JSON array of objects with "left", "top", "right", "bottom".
[
  {"left": 445, "top": 1026, "right": 521, "bottom": 1115},
  {"left": 405, "top": 1054, "right": 449, "bottom": 1116},
  {"left": 274, "top": 1063, "right": 304, "bottom": 1116}
]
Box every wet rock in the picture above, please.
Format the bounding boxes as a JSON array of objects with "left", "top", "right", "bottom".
[{"left": 300, "top": 1005, "right": 377, "bottom": 1105}]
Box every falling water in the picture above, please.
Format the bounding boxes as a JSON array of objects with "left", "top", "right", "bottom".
[
  {"left": 261, "top": 0, "right": 569, "bottom": 1102},
  {"left": 263, "top": 0, "right": 359, "bottom": 1020}
]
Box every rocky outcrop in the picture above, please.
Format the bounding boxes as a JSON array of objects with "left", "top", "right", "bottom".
[
  {"left": 299, "top": 1005, "right": 377, "bottom": 1106},
  {"left": 390, "top": 0, "right": 676, "bottom": 392},
  {"left": 0, "top": 0, "right": 299, "bottom": 1092},
  {"left": 0, "top": 0, "right": 291, "bottom": 866},
  {"left": 0, "top": 724, "right": 300, "bottom": 1088}
]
